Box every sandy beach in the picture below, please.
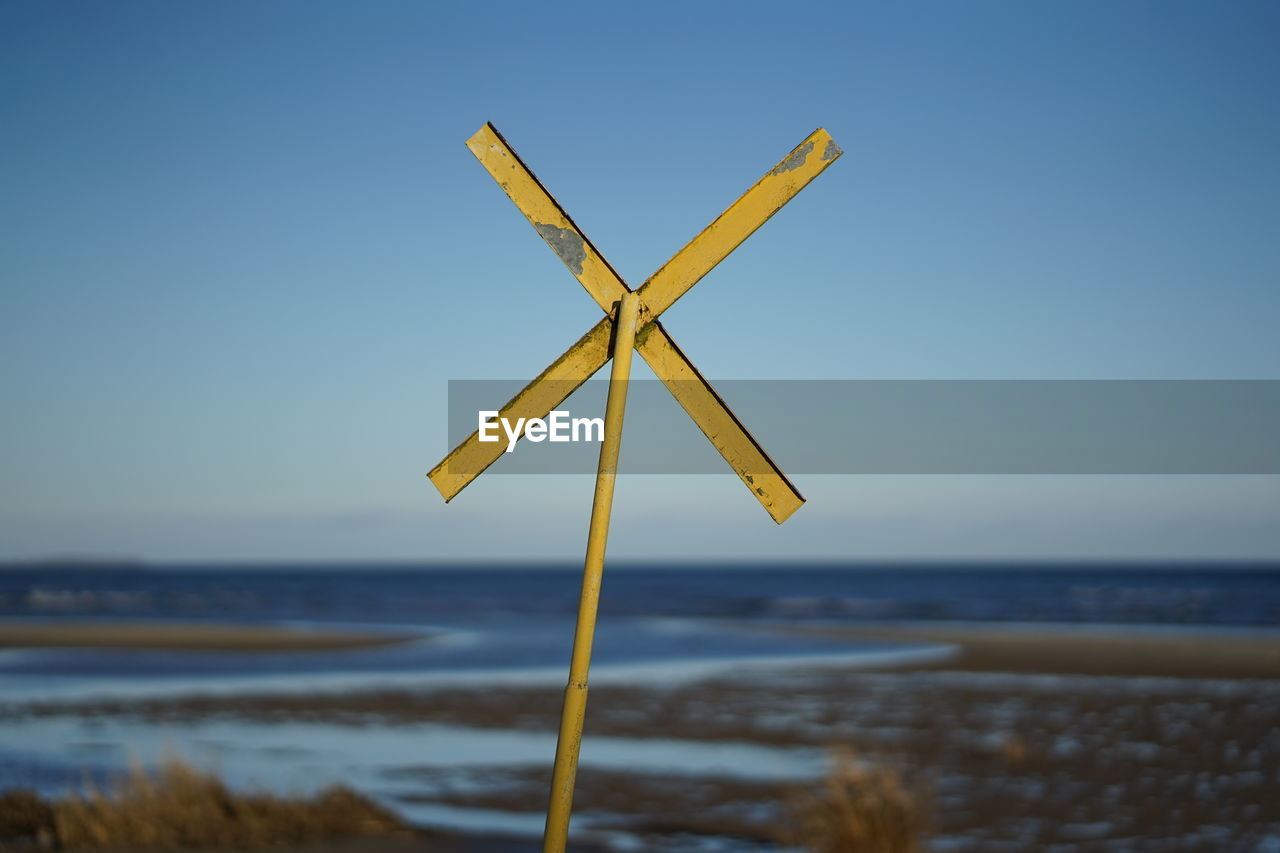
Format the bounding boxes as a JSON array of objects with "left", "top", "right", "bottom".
[
  {"left": 0, "top": 621, "right": 423, "bottom": 652},
  {"left": 767, "top": 621, "right": 1280, "bottom": 679},
  {"left": 4, "top": 621, "right": 1278, "bottom": 850}
]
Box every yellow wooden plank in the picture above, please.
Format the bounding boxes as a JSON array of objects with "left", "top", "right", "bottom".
[
  {"left": 636, "top": 128, "right": 842, "bottom": 317},
  {"left": 636, "top": 320, "right": 804, "bottom": 523},
  {"left": 427, "top": 316, "right": 612, "bottom": 502},
  {"left": 466, "top": 123, "right": 629, "bottom": 310}
]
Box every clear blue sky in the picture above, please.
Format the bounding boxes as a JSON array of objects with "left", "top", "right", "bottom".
[{"left": 2, "top": 1, "right": 1278, "bottom": 562}]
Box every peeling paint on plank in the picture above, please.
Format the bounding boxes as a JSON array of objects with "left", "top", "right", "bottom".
[
  {"left": 822, "top": 139, "right": 842, "bottom": 161},
  {"left": 771, "top": 141, "right": 813, "bottom": 175},
  {"left": 634, "top": 320, "right": 655, "bottom": 347},
  {"left": 534, "top": 222, "right": 587, "bottom": 275}
]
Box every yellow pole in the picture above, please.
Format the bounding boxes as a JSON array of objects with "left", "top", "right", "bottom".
[{"left": 542, "top": 291, "right": 640, "bottom": 853}]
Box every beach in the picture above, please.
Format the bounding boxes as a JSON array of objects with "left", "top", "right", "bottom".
[
  {"left": 2, "top": 564, "right": 1278, "bottom": 850},
  {"left": 766, "top": 621, "right": 1280, "bottom": 679},
  {"left": 0, "top": 621, "right": 422, "bottom": 652},
  {"left": 3, "top": 617, "right": 1278, "bottom": 851}
]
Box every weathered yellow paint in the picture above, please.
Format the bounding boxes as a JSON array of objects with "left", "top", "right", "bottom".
[
  {"left": 636, "top": 128, "right": 841, "bottom": 317},
  {"left": 467, "top": 123, "right": 628, "bottom": 311},
  {"left": 542, "top": 292, "right": 639, "bottom": 853},
  {"left": 636, "top": 322, "right": 804, "bottom": 523},
  {"left": 451, "top": 123, "right": 826, "bottom": 521},
  {"left": 426, "top": 316, "right": 612, "bottom": 501}
]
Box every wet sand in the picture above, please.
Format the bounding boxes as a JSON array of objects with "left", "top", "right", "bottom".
[
  {"left": 29, "top": 829, "right": 590, "bottom": 853},
  {"left": 767, "top": 621, "right": 1280, "bottom": 679},
  {"left": 4, "top": 624, "right": 1279, "bottom": 850},
  {"left": 0, "top": 621, "right": 423, "bottom": 652}
]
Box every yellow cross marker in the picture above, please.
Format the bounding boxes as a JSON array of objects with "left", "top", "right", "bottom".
[
  {"left": 429, "top": 122, "right": 841, "bottom": 523},
  {"left": 426, "top": 123, "right": 841, "bottom": 852}
]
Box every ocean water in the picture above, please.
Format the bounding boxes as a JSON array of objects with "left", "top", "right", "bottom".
[
  {"left": 6, "top": 561, "right": 1279, "bottom": 624},
  {"left": 0, "top": 561, "right": 1276, "bottom": 690}
]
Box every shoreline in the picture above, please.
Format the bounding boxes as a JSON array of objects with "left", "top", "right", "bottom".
[
  {"left": 763, "top": 621, "right": 1280, "bottom": 679},
  {"left": 0, "top": 620, "right": 424, "bottom": 652},
  {"left": 4, "top": 615, "right": 1278, "bottom": 673}
]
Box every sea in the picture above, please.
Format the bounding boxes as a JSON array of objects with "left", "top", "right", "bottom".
[{"left": 2, "top": 560, "right": 1278, "bottom": 690}]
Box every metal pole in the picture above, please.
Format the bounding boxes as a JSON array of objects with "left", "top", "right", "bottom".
[{"left": 542, "top": 291, "right": 640, "bottom": 853}]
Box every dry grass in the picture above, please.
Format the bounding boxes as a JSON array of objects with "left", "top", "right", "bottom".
[
  {"left": 0, "top": 758, "right": 413, "bottom": 850},
  {"left": 0, "top": 790, "right": 54, "bottom": 848},
  {"left": 786, "top": 748, "right": 931, "bottom": 853}
]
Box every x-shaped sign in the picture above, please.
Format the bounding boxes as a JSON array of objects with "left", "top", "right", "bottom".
[{"left": 428, "top": 123, "right": 841, "bottom": 523}]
